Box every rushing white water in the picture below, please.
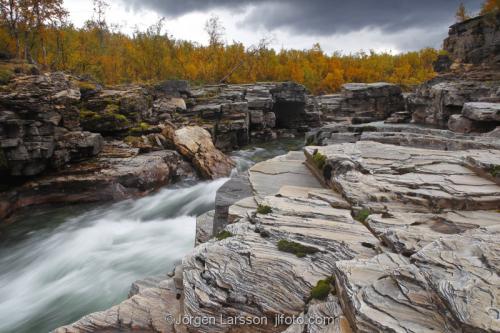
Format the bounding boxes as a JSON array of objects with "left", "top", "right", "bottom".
[
  {"left": 0, "top": 138, "right": 303, "bottom": 333},
  {"left": 0, "top": 179, "right": 227, "bottom": 333}
]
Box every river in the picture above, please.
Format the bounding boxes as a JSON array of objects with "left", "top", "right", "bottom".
[{"left": 0, "top": 138, "right": 303, "bottom": 333}]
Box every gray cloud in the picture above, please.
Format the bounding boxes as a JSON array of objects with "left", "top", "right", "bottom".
[
  {"left": 123, "top": 0, "right": 480, "bottom": 32},
  {"left": 121, "top": 0, "right": 482, "bottom": 50}
]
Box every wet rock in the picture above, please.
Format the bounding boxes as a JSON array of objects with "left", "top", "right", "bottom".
[
  {"left": 196, "top": 210, "right": 215, "bottom": 246},
  {"left": 0, "top": 147, "right": 195, "bottom": 220},
  {"left": 164, "top": 125, "right": 235, "bottom": 179},
  {"left": 213, "top": 173, "right": 253, "bottom": 235}
]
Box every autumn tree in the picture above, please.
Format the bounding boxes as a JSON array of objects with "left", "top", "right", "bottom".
[
  {"left": 456, "top": 2, "right": 470, "bottom": 22},
  {"left": 0, "top": 0, "right": 23, "bottom": 56},
  {"left": 0, "top": 0, "right": 439, "bottom": 93},
  {"left": 205, "top": 14, "right": 225, "bottom": 47},
  {"left": 481, "top": 0, "right": 500, "bottom": 14}
]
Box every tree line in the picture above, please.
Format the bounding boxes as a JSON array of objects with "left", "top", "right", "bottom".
[{"left": 0, "top": 0, "right": 496, "bottom": 94}]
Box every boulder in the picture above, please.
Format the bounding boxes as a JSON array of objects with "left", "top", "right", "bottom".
[
  {"left": 462, "top": 102, "right": 500, "bottom": 121},
  {"left": 152, "top": 79, "right": 191, "bottom": 98},
  {"left": 448, "top": 114, "right": 478, "bottom": 133},
  {"left": 164, "top": 125, "right": 235, "bottom": 179}
]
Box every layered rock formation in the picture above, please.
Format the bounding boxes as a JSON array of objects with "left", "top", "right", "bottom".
[
  {"left": 449, "top": 102, "right": 500, "bottom": 133},
  {"left": 0, "top": 73, "right": 103, "bottom": 177},
  {"left": 317, "top": 83, "right": 404, "bottom": 124},
  {"left": 181, "top": 82, "right": 320, "bottom": 151},
  {"left": 306, "top": 122, "right": 500, "bottom": 151},
  {"left": 408, "top": 76, "right": 500, "bottom": 129},
  {"left": 59, "top": 135, "right": 500, "bottom": 333},
  {"left": 443, "top": 12, "right": 500, "bottom": 66},
  {"left": 0, "top": 67, "right": 324, "bottom": 219},
  {"left": 21, "top": 10, "right": 500, "bottom": 333},
  {"left": 409, "top": 12, "right": 500, "bottom": 131},
  {"left": 0, "top": 141, "right": 196, "bottom": 219}
]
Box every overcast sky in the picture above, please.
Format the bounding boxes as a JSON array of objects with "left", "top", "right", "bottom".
[{"left": 63, "top": 0, "right": 482, "bottom": 54}]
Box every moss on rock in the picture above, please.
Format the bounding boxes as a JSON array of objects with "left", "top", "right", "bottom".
[
  {"left": 277, "top": 240, "right": 319, "bottom": 258},
  {"left": 216, "top": 230, "right": 233, "bottom": 241},
  {"left": 129, "top": 122, "right": 151, "bottom": 135},
  {"left": 312, "top": 151, "right": 327, "bottom": 170},
  {"left": 490, "top": 165, "right": 500, "bottom": 177},
  {"left": 80, "top": 106, "right": 131, "bottom": 133},
  {"left": 256, "top": 204, "right": 272, "bottom": 215},
  {"left": 355, "top": 208, "right": 371, "bottom": 223},
  {"left": 310, "top": 276, "right": 335, "bottom": 300}
]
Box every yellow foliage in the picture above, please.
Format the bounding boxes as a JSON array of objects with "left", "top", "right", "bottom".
[
  {"left": 481, "top": 0, "right": 500, "bottom": 14},
  {"left": 0, "top": 19, "right": 438, "bottom": 94}
]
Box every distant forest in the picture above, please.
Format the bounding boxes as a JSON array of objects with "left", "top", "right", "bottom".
[{"left": 0, "top": 0, "right": 498, "bottom": 94}]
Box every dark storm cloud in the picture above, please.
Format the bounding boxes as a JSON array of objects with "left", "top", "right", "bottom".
[{"left": 122, "top": 0, "right": 481, "bottom": 35}]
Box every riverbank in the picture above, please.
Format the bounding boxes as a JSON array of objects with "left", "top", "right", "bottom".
[{"left": 0, "top": 138, "right": 303, "bottom": 333}]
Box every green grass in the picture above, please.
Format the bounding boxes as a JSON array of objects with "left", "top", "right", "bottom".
[
  {"left": 256, "top": 204, "right": 272, "bottom": 215},
  {"left": 216, "top": 230, "right": 233, "bottom": 241},
  {"left": 310, "top": 276, "right": 335, "bottom": 300},
  {"left": 0, "top": 68, "right": 13, "bottom": 85},
  {"left": 312, "top": 151, "right": 327, "bottom": 170},
  {"left": 355, "top": 208, "right": 371, "bottom": 223},
  {"left": 79, "top": 109, "right": 99, "bottom": 119},
  {"left": 77, "top": 81, "right": 98, "bottom": 93},
  {"left": 277, "top": 240, "right": 319, "bottom": 258},
  {"left": 490, "top": 165, "right": 500, "bottom": 177},
  {"left": 129, "top": 122, "right": 151, "bottom": 135}
]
